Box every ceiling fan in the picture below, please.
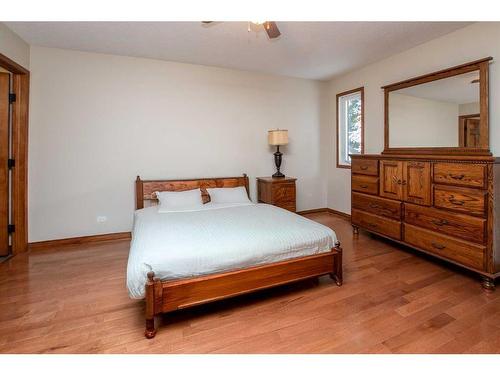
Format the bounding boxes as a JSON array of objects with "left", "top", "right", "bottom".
[{"left": 201, "top": 21, "right": 281, "bottom": 39}]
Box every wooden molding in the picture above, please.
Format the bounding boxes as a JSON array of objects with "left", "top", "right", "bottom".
[
  {"left": 325, "top": 208, "right": 351, "bottom": 219},
  {"left": 0, "top": 73, "right": 9, "bottom": 256},
  {"left": 28, "top": 232, "right": 131, "bottom": 251},
  {"left": 296, "top": 208, "right": 329, "bottom": 215},
  {"left": 0, "top": 53, "right": 29, "bottom": 75},
  {"left": 297, "top": 207, "right": 351, "bottom": 220},
  {"left": 11, "top": 73, "right": 29, "bottom": 255},
  {"left": 0, "top": 53, "right": 30, "bottom": 255}
]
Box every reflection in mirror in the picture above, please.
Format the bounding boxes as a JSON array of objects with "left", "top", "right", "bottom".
[{"left": 389, "top": 71, "right": 480, "bottom": 148}]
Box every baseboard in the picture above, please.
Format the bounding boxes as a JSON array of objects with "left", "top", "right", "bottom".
[
  {"left": 296, "top": 208, "right": 329, "bottom": 215},
  {"left": 325, "top": 208, "right": 351, "bottom": 220},
  {"left": 297, "top": 207, "right": 351, "bottom": 220},
  {"left": 28, "top": 232, "right": 132, "bottom": 251}
]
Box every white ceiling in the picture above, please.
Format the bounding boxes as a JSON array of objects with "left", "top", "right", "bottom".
[
  {"left": 395, "top": 71, "right": 480, "bottom": 104},
  {"left": 5, "top": 22, "right": 472, "bottom": 80}
]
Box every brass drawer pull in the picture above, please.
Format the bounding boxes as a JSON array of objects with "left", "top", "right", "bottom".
[
  {"left": 431, "top": 242, "right": 446, "bottom": 250},
  {"left": 450, "top": 174, "right": 465, "bottom": 180},
  {"left": 449, "top": 199, "right": 465, "bottom": 206},
  {"left": 360, "top": 166, "right": 368, "bottom": 170},
  {"left": 401, "top": 180, "right": 407, "bottom": 185},
  {"left": 368, "top": 203, "right": 381, "bottom": 209},
  {"left": 360, "top": 184, "right": 368, "bottom": 189},
  {"left": 431, "top": 219, "right": 449, "bottom": 226}
]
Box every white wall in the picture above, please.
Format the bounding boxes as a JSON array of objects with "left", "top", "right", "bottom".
[
  {"left": 29, "top": 46, "right": 327, "bottom": 241},
  {"left": 459, "top": 102, "right": 480, "bottom": 115},
  {"left": 327, "top": 22, "right": 500, "bottom": 214},
  {"left": 0, "top": 23, "right": 29, "bottom": 69},
  {"left": 389, "top": 93, "right": 459, "bottom": 147}
]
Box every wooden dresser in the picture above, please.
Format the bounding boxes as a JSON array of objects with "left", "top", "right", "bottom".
[
  {"left": 257, "top": 177, "right": 296, "bottom": 212},
  {"left": 351, "top": 154, "right": 500, "bottom": 290}
]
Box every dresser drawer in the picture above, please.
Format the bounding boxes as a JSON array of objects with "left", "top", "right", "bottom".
[
  {"left": 352, "top": 175, "right": 379, "bottom": 195},
  {"left": 404, "top": 224, "right": 485, "bottom": 270},
  {"left": 433, "top": 163, "right": 486, "bottom": 188},
  {"left": 434, "top": 185, "right": 486, "bottom": 217},
  {"left": 404, "top": 203, "right": 486, "bottom": 244},
  {"left": 272, "top": 183, "right": 296, "bottom": 205},
  {"left": 352, "top": 209, "right": 401, "bottom": 240},
  {"left": 352, "top": 159, "right": 379, "bottom": 176},
  {"left": 352, "top": 192, "right": 402, "bottom": 220}
]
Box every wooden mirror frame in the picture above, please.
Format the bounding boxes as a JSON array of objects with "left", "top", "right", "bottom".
[{"left": 382, "top": 57, "right": 492, "bottom": 156}]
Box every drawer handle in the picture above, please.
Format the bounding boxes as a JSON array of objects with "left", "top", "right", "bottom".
[
  {"left": 368, "top": 223, "right": 378, "bottom": 228},
  {"left": 360, "top": 184, "right": 369, "bottom": 189},
  {"left": 431, "top": 242, "right": 446, "bottom": 250},
  {"left": 431, "top": 219, "right": 449, "bottom": 226},
  {"left": 401, "top": 180, "right": 407, "bottom": 186},
  {"left": 450, "top": 174, "right": 465, "bottom": 180},
  {"left": 368, "top": 203, "right": 381, "bottom": 209},
  {"left": 449, "top": 199, "right": 465, "bottom": 206},
  {"left": 360, "top": 166, "right": 368, "bottom": 170}
]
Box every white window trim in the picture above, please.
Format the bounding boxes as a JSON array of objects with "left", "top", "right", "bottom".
[{"left": 337, "top": 88, "right": 364, "bottom": 168}]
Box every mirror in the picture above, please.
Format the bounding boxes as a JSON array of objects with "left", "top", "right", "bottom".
[{"left": 383, "top": 58, "right": 491, "bottom": 155}]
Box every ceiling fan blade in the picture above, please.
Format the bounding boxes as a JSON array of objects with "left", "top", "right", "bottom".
[{"left": 263, "top": 22, "right": 281, "bottom": 39}]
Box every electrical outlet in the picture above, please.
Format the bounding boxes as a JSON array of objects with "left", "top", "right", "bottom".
[{"left": 96, "top": 216, "right": 107, "bottom": 223}]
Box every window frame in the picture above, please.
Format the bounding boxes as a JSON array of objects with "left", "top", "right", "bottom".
[{"left": 336, "top": 87, "right": 365, "bottom": 169}]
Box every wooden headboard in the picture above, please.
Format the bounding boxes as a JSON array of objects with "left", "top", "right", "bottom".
[{"left": 135, "top": 174, "right": 250, "bottom": 209}]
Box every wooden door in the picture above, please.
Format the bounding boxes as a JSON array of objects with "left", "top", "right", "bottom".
[
  {"left": 402, "top": 161, "right": 431, "bottom": 206},
  {"left": 459, "top": 115, "right": 480, "bottom": 147},
  {"left": 379, "top": 160, "right": 403, "bottom": 200},
  {"left": 0, "top": 73, "right": 9, "bottom": 256},
  {"left": 464, "top": 119, "right": 480, "bottom": 147}
]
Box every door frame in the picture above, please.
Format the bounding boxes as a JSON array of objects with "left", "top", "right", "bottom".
[
  {"left": 0, "top": 53, "right": 29, "bottom": 255},
  {"left": 458, "top": 113, "right": 480, "bottom": 147}
]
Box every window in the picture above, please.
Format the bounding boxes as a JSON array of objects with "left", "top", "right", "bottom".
[{"left": 336, "top": 87, "right": 364, "bottom": 168}]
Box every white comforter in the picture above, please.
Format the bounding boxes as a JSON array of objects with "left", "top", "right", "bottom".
[{"left": 126, "top": 203, "right": 337, "bottom": 299}]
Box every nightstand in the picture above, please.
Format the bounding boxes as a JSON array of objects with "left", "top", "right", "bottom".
[{"left": 257, "top": 177, "right": 297, "bottom": 212}]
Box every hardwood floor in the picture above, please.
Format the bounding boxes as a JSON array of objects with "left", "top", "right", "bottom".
[{"left": 1, "top": 212, "right": 499, "bottom": 353}]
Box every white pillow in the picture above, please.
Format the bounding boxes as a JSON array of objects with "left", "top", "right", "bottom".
[
  {"left": 156, "top": 189, "right": 203, "bottom": 212},
  {"left": 206, "top": 186, "right": 251, "bottom": 204}
]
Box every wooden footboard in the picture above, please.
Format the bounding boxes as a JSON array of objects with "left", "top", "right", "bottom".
[{"left": 144, "top": 241, "right": 343, "bottom": 338}]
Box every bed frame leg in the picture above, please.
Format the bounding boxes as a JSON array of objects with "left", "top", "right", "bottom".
[
  {"left": 144, "top": 271, "right": 158, "bottom": 339},
  {"left": 145, "top": 318, "right": 157, "bottom": 339},
  {"left": 330, "top": 241, "right": 343, "bottom": 286}
]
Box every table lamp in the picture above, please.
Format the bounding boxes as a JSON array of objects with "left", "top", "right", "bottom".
[{"left": 268, "top": 129, "right": 289, "bottom": 178}]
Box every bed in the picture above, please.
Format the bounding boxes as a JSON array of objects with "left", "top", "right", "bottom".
[{"left": 130, "top": 174, "right": 342, "bottom": 338}]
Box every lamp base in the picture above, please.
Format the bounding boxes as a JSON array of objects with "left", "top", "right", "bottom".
[{"left": 273, "top": 146, "right": 285, "bottom": 178}]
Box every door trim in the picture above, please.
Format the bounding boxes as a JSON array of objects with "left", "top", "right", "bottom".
[
  {"left": 0, "top": 73, "right": 9, "bottom": 256},
  {"left": 0, "top": 53, "right": 29, "bottom": 255}
]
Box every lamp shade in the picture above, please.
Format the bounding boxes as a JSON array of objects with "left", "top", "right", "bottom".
[{"left": 268, "top": 129, "right": 289, "bottom": 146}]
